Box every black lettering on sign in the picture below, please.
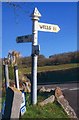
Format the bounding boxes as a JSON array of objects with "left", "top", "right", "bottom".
[
  {"left": 18, "top": 37, "right": 22, "bottom": 39},
  {"left": 25, "top": 36, "right": 28, "bottom": 39},
  {"left": 39, "top": 25, "right": 52, "bottom": 30},
  {"left": 39, "top": 25, "right": 43, "bottom": 29},
  {"left": 53, "top": 27, "right": 57, "bottom": 31},
  {"left": 49, "top": 26, "right": 51, "bottom": 30},
  {"left": 17, "top": 39, "right": 23, "bottom": 43}
]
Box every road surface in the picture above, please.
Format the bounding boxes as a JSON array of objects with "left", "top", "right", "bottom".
[{"left": 38, "top": 82, "right": 79, "bottom": 118}]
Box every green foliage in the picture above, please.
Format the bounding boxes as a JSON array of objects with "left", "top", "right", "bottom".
[
  {"left": 8, "top": 65, "right": 14, "bottom": 80},
  {"left": 18, "top": 51, "right": 79, "bottom": 68},
  {"left": 2, "top": 65, "right": 14, "bottom": 81},
  {"left": 18, "top": 56, "right": 32, "bottom": 68},
  {"left": 22, "top": 103, "right": 69, "bottom": 118},
  {"left": 21, "top": 91, "right": 69, "bottom": 119},
  {"left": 0, "top": 98, "right": 2, "bottom": 112},
  {"left": 49, "top": 51, "right": 79, "bottom": 65},
  {"left": 2, "top": 51, "right": 79, "bottom": 81}
]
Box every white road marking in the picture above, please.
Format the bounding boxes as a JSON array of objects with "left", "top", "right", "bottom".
[
  {"left": 51, "top": 87, "right": 79, "bottom": 91},
  {"left": 61, "top": 88, "right": 68, "bottom": 90},
  {"left": 69, "top": 88, "right": 79, "bottom": 91},
  {"left": 51, "top": 88, "right": 68, "bottom": 91}
]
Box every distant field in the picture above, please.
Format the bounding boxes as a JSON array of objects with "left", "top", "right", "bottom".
[
  {"left": 37, "top": 63, "right": 78, "bottom": 73},
  {"left": 19, "top": 63, "right": 79, "bottom": 75}
]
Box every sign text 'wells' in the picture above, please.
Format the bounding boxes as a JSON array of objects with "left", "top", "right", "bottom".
[{"left": 38, "top": 22, "right": 60, "bottom": 33}]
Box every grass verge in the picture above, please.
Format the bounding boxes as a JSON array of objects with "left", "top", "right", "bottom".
[
  {"left": 20, "top": 92, "right": 69, "bottom": 119},
  {"left": 21, "top": 102, "right": 69, "bottom": 119}
]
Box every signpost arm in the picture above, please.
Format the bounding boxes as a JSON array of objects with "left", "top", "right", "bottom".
[{"left": 31, "top": 8, "right": 41, "bottom": 105}]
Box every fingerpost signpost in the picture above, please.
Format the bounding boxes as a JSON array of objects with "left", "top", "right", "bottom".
[{"left": 16, "top": 7, "right": 60, "bottom": 105}]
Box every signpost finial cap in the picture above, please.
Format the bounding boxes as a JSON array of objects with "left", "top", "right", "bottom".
[{"left": 31, "top": 7, "right": 41, "bottom": 18}]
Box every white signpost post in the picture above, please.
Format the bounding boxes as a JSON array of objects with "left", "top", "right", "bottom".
[
  {"left": 16, "top": 7, "right": 60, "bottom": 105},
  {"left": 30, "top": 8, "right": 60, "bottom": 105},
  {"left": 31, "top": 8, "right": 41, "bottom": 105}
]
